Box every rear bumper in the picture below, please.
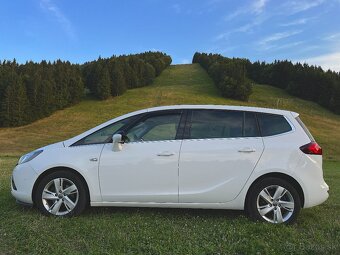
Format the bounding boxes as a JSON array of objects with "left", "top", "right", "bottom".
[
  {"left": 295, "top": 154, "right": 329, "bottom": 208},
  {"left": 304, "top": 181, "right": 329, "bottom": 208}
]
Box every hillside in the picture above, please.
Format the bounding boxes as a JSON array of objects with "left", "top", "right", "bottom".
[{"left": 0, "top": 63, "right": 339, "bottom": 160}]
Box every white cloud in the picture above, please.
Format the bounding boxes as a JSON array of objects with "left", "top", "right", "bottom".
[
  {"left": 280, "top": 18, "right": 311, "bottom": 26},
  {"left": 282, "top": 0, "right": 325, "bottom": 14},
  {"left": 258, "top": 30, "right": 302, "bottom": 49},
  {"left": 225, "top": 0, "right": 270, "bottom": 20},
  {"left": 40, "top": 0, "right": 75, "bottom": 40},
  {"left": 253, "top": 0, "right": 269, "bottom": 14},
  {"left": 299, "top": 51, "right": 340, "bottom": 71},
  {"left": 324, "top": 33, "right": 340, "bottom": 41},
  {"left": 215, "top": 15, "right": 267, "bottom": 41}
]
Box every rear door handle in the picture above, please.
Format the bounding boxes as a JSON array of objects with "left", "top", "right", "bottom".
[
  {"left": 157, "top": 151, "right": 175, "bottom": 157},
  {"left": 238, "top": 148, "right": 256, "bottom": 153}
]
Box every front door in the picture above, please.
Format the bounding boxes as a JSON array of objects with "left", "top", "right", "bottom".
[{"left": 99, "top": 110, "right": 184, "bottom": 203}]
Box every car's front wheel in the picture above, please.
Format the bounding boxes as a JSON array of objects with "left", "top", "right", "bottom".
[
  {"left": 246, "top": 177, "right": 301, "bottom": 224},
  {"left": 34, "top": 170, "right": 87, "bottom": 216}
]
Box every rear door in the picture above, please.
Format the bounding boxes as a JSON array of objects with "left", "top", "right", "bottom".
[{"left": 179, "top": 109, "right": 264, "bottom": 203}]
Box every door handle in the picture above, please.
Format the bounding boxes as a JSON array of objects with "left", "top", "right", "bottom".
[
  {"left": 238, "top": 148, "right": 256, "bottom": 153},
  {"left": 157, "top": 151, "right": 175, "bottom": 157},
  {"left": 89, "top": 158, "right": 98, "bottom": 162}
]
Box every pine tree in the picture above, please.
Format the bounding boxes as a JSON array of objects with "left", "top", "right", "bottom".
[
  {"left": 0, "top": 69, "right": 29, "bottom": 126},
  {"left": 96, "top": 65, "right": 111, "bottom": 100},
  {"left": 111, "top": 61, "right": 127, "bottom": 96}
]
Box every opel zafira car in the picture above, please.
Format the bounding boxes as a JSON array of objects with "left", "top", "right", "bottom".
[{"left": 11, "top": 105, "right": 329, "bottom": 224}]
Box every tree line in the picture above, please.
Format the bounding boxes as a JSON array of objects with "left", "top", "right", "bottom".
[
  {"left": 0, "top": 52, "right": 171, "bottom": 127},
  {"left": 0, "top": 60, "right": 83, "bottom": 127},
  {"left": 193, "top": 52, "right": 340, "bottom": 114},
  {"left": 82, "top": 52, "right": 171, "bottom": 100},
  {"left": 193, "top": 52, "right": 252, "bottom": 101},
  {"left": 247, "top": 60, "right": 340, "bottom": 114}
]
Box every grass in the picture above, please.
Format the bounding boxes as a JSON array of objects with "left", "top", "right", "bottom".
[{"left": 0, "top": 64, "right": 339, "bottom": 254}]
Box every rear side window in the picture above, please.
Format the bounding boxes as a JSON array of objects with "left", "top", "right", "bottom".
[
  {"left": 188, "top": 110, "right": 259, "bottom": 139},
  {"left": 257, "top": 113, "right": 292, "bottom": 136},
  {"left": 244, "top": 112, "right": 259, "bottom": 137}
]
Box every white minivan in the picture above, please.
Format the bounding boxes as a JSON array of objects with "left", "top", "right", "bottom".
[{"left": 11, "top": 105, "right": 329, "bottom": 224}]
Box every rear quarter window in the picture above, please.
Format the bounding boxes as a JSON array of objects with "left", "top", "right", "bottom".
[
  {"left": 257, "top": 113, "right": 292, "bottom": 136},
  {"left": 295, "top": 116, "right": 315, "bottom": 141}
]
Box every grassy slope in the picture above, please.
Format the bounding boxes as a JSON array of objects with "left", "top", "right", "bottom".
[{"left": 0, "top": 64, "right": 339, "bottom": 254}]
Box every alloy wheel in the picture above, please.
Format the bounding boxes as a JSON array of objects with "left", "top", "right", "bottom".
[
  {"left": 256, "top": 185, "right": 295, "bottom": 223},
  {"left": 41, "top": 178, "right": 79, "bottom": 216}
]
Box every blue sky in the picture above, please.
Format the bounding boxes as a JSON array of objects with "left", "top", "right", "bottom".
[{"left": 1, "top": 0, "right": 340, "bottom": 71}]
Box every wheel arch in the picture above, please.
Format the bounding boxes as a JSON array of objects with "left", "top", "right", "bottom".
[
  {"left": 31, "top": 166, "right": 91, "bottom": 206},
  {"left": 245, "top": 172, "right": 305, "bottom": 209}
]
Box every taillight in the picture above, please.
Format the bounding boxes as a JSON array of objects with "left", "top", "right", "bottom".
[{"left": 300, "top": 142, "right": 322, "bottom": 155}]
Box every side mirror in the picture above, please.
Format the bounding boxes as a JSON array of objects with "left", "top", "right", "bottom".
[{"left": 112, "top": 134, "right": 123, "bottom": 151}]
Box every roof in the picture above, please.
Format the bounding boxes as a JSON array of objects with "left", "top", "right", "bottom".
[{"left": 146, "top": 104, "right": 298, "bottom": 117}]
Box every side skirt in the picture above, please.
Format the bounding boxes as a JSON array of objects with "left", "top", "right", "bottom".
[{"left": 90, "top": 201, "right": 244, "bottom": 210}]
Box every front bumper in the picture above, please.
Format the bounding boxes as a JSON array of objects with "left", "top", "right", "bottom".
[{"left": 11, "top": 163, "right": 38, "bottom": 205}]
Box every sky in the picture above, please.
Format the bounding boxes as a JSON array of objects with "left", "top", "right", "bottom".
[{"left": 1, "top": 0, "right": 340, "bottom": 71}]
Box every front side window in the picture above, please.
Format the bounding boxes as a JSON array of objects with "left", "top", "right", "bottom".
[
  {"left": 257, "top": 113, "right": 292, "bottom": 136},
  {"left": 126, "top": 113, "right": 181, "bottom": 142},
  {"left": 189, "top": 110, "right": 244, "bottom": 139},
  {"left": 73, "top": 116, "right": 137, "bottom": 145}
]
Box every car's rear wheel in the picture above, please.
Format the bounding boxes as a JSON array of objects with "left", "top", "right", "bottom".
[
  {"left": 246, "top": 177, "right": 301, "bottom": 224},
  {"left": 34, "top": 170, "right": 87, "bottom": 216}
]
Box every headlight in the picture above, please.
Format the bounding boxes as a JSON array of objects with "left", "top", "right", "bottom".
[{"left": 18, "top": 150, "right": 43, "bottom": 165}]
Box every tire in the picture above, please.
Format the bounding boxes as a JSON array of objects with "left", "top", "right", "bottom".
[
  {"left": 34, "top": 170, "right": 87, "bottom": 217},
  {"left": 246, "top": 177, "right": 301, "bottom": 224}
]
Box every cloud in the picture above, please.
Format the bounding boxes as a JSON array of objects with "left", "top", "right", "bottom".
[
  {"left": 257, "top": 30, "right": 303, "bottom": 51},
  {"left": 225, "top": 0, "right": 269, "bottom": 20},
  {"left": 280, "top": 18, "right": 311, "bottom": 27},
  {"left": 259, "top": 30, "right": 302, "bottom": 45},
  {"left": 215, "top": 15, "right": 267, "bottom": 41},
  {"left": 324, "top": 33, "right": 340, "bottom": 41},
  {"left": 282, "top": 0, "right": 325, "bottom": 14},
  {"left": 299, "top": 51, "right": 340, "bottom": 71},
  {"left": 253, "top": 0, "right": 269, "bottom": 14},
  {"left": 271, "top": 41, "right": 305, "bottom": 51},
  {"left": 40, "top": 0, "right": 75, "bottom": 40}
]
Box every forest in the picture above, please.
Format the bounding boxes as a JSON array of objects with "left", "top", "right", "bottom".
[
  {"left": 0, "top": 52, "right": 171, "bottom": 127},
  {"left": 193, "top": 52, "right": 340, "bottom": 114},
  {"left": 1, "top": 51, "right": 339, "bottom": 128}
]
